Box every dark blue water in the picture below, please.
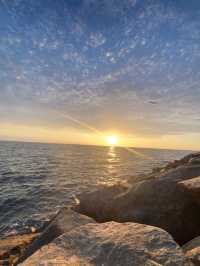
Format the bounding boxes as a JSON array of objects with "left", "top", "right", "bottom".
[{"left": 0, "top": 141, "right": 190, "bottom": 238}]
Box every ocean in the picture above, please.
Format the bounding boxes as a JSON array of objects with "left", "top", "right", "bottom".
[{"left": 0, "top": 141, "right": 191, "bottom": 238}]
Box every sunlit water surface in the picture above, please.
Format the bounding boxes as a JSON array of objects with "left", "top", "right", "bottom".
[{"left": 0, "top": 141, "right": 190, "bottom": 237}]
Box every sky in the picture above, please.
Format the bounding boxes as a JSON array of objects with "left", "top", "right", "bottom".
[{"left": 0, "top": 0, "right": 200, "bottom": 150}]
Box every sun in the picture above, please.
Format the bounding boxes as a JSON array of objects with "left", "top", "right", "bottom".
[{"left": 106, "top": 135, "right": 118, "bottom": 146}]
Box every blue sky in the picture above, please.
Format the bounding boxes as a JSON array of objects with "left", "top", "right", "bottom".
[{"left": 0, "top": 0, "right": 200, "bottom": 148}]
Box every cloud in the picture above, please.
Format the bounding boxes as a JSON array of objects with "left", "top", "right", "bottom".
[
  {"left": 87, "top": 32, "right": 106, "bottom": 48},
  {"left": 0, "top": 0, "right": 200, "bottom": 144}
]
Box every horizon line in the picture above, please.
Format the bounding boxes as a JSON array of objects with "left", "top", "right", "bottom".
[{"left": 0, "top": 138, "right": 196, "bottom": 152}]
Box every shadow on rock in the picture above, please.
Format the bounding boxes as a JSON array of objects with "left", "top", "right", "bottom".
[
  {"left": 20, "top": 222, "right": 190, "bottom": 266},
  {"left": 75, "top": 164, "right": 200, "bottom": 245}
]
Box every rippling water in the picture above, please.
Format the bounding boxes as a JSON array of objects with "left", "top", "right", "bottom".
[{"left": 0, "top": 141, "right": 190, "bottom": 237}]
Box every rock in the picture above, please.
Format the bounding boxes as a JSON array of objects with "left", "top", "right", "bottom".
[
  {"left": 73, "top": 183, "right": 128, "bottom": 222},
  {"left": 18, "top": 207, "right": 95, "bottom": 264},
  {"left": 129, "top": 161, "right": 200, "bottom": 185},
  {"left": 178, "top": 176, "right": 200, "bottom": 206},
  {"left": 159, "top": 165, "right": 200, "bottom": 181},
  {"left": 20, "top": 222, "right": 190, "bottom": 266},
  {"left": 182, "top": 236, "right": 200, "bottom": 265},
  {"left": 178, "top": 153, "right": 200, "bottom": 166},
  {"left": 76, "top": 165, "right": 200, "bottom": 244},
  {"left": 144, "top": 261, "right": 162, "bottom": 265},
  {"left": 30, "top": 227, "right": 36, "bottom": 233},
  {"left": 112, "top": 173, "right": 200, "bottom": 245},
  {"left": 152, "top": 167, "right": 162, "bottom": 173},
  {"left": 149, "top": 153, "right": 200, "bottom": 177},
  {"left": 188, "top": 158, "right": 200, "bottom": 166},
  {"left": 0, "top": 233, "right": 39, "bottom": 266}
]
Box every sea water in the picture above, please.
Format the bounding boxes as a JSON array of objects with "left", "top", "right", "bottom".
[{"left": 0, "top": 141, "right": 190, "bottom": 237}]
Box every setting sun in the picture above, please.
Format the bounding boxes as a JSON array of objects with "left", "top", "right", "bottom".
[{"left": 106, "top": 135, "right": 118, "bottom": 146}]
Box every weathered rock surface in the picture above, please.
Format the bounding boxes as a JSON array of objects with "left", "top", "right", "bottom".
[
  {"left": 182, "top": 236, "right": 200, "bottom": 265},
  {"left": 159, "top": 165, "right": 200, "bottom": 181},
  {"left": 0, "top": 233, "right": 39, "bottom": 266},
  {"left": 134, "top": 153, "right": 200, "bottom": 183},
  {"left": 76, "top": 164, "right": 200, "bottom": 244},
  {"left": 74, "top": 183, "right": 127, "bottom": 222},
  {"left": 150, "top": 152, "right": 200, "bottom": 176},
  {"left": 18, "top": 207, "right": 95, "bottom": 264},
  {"left": 188, "top": 157, "right": 200, "bottom": 166},
  {"left": 20, "top": 222, "right": 190, "bottom": 266},
  {"left": 178, "top": 176, "right": 200, "bottom": 206}
]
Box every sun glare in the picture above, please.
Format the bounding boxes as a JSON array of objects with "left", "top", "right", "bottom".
[{"left": 106, "top": 135, "right": 118, "bottom": 146}]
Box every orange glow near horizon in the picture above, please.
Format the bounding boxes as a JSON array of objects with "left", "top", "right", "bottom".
[{"left": 0, "top": 122, "right": 200, "bottom": 151}]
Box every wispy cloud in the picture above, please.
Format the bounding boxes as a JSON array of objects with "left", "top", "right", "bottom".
[{"left": 0, "top": 0, "right": 200, "bottom": 141}]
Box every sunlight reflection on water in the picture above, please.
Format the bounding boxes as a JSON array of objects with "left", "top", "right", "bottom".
[{"left": 0, "top": 141, "right": 190, "bottom": 237}]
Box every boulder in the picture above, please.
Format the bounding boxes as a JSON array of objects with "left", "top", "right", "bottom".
[
  {"left": 126, "top": 154, "right": 200, "bottom": 185},
  {"left": 76, "top": 165, "right": 200, "bottom": 244},
  {"left": 20, "top": 222, "right": 190, "bottom": 266},
  {"left": 177, "top": 153, "right": 200, "bottom": 166},
  {"left": 73, "top": 183, "right": 128, "bottom": 222},
  {"left": 149, "top": 153, "right": 200, "bottom": 177},
  {"left": 188, "top": 158, "right": 200, "bottom": 166},
  {"left": 159, "top": 165, "right": 200, "bottom": 181},
  {"left": 178, "top": 176, "right": 200, "bottom": 206},
  {"left": 18, "top": 208, "right": 95, "bottom": 264},
  {"left": 0, "top": 233, "right": 39, "bottom": 266},
  {"left": 182, "top": 236, "right": 200, "bottom": 265}
]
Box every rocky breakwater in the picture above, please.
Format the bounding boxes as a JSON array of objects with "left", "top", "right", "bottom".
[
  {"left": 75, "top": 152, "right": 200, "bottom": 245},
  {"left": 2, "top": 152, "right": 200, "bottom": 265}
]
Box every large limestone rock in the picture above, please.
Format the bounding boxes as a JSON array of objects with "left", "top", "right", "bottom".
[
  {"left": 74, "top": 183, "right": 127, "bottom": 221},
  {"left": 182, "top": 236, "right": 200, "bottom": 265},
  {"left": 76, "top": 165, "right": 200, "bottom": 244},
  {"left": 20, "top": 222, "right": 190, "bottom": 266},
  {"left": 178, "top": 176, "right": 200, "bottom": 205},
  {"left": 18, "top": 208, "right": 95, "bottom": 263}
]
